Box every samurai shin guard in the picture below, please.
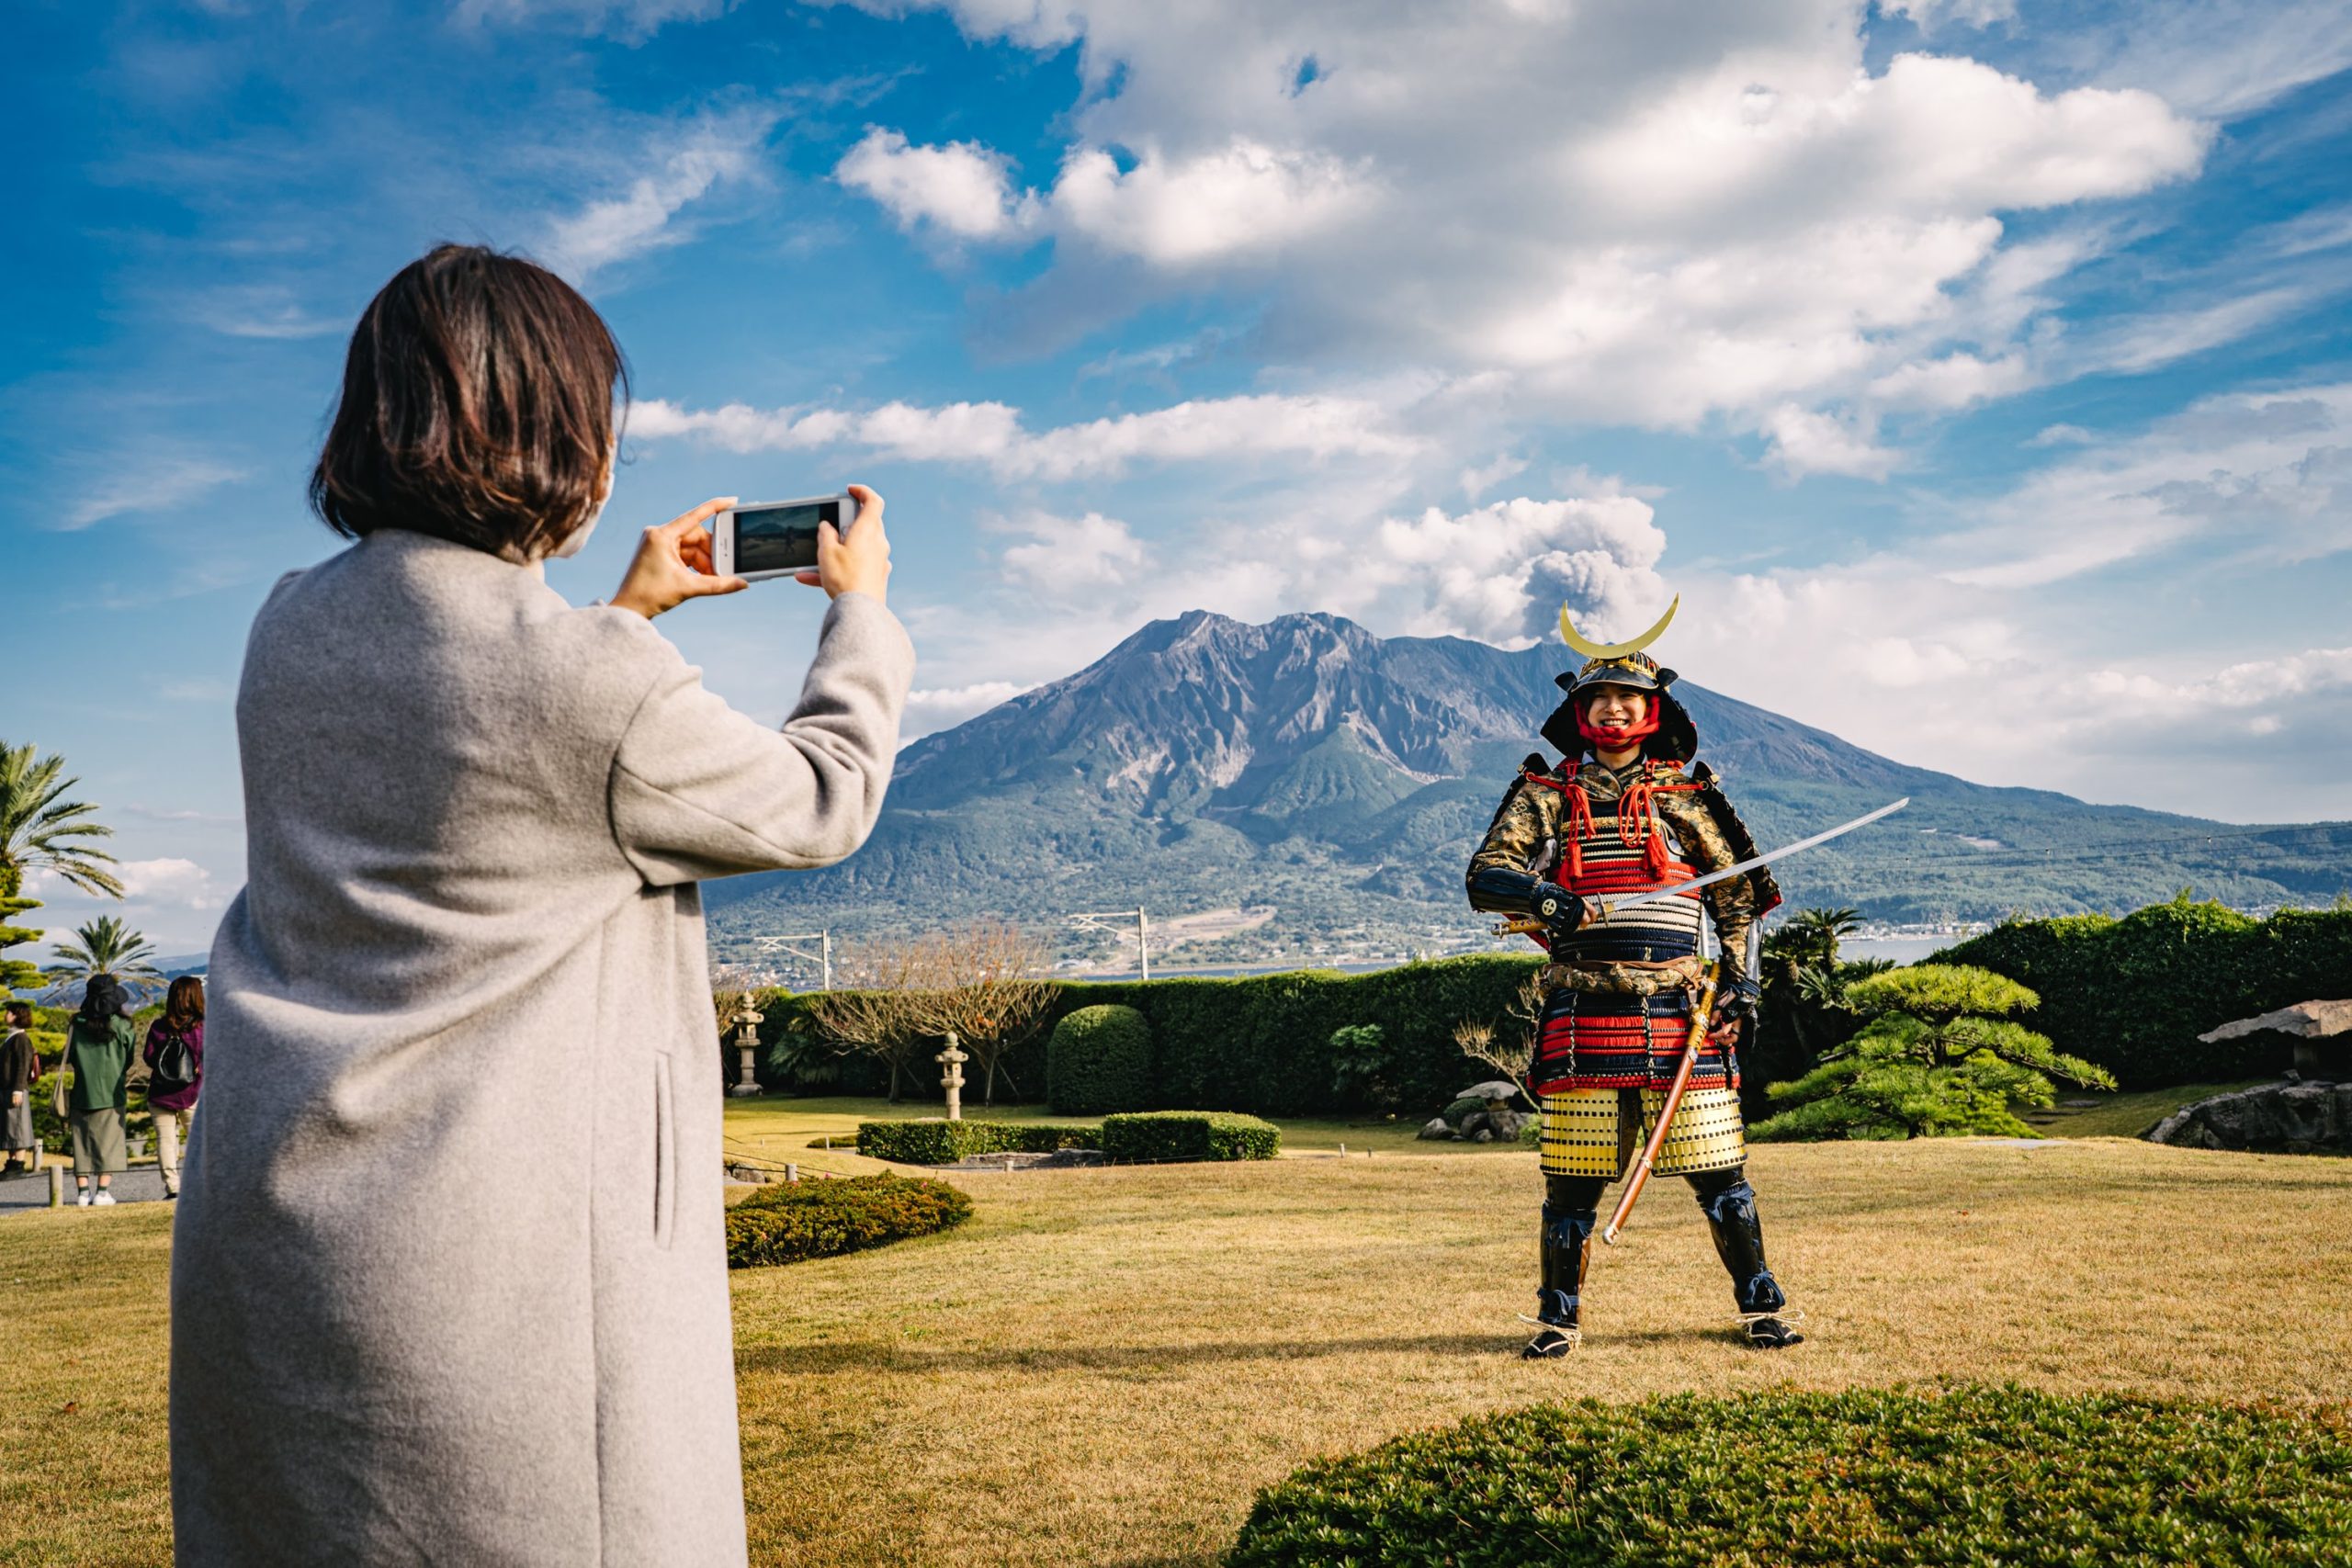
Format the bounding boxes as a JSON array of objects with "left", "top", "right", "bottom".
[
  {"left": 1690, "top": 1168, "right": 1804, "bottom": 1349},
  {"left": 1527, "top": 1175, "right": 1602, "bottom": 1358}
]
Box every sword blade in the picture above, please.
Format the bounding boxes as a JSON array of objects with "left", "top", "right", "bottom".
[{"left": 1599, "top": 796, "right": 1910, "bottom": 917}]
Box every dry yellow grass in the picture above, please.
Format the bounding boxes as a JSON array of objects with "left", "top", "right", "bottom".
[{"left": 5, "top": 1132, "right": 2349, "bottom": 1567}]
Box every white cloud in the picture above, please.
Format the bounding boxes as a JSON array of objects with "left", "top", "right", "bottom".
[
  {"left": 64, "top": 457, "right": 248, "bottom": 530},
  {"left": 1762, "top": 404, "right": 1898, "bottom": 480},
  {"left": 1883, "top": 0, "right": 2018, "bottom": 28},
  {"left": 1049, "top": 138, "right": 1370, "bottom": 265},
  {"left": 825, "top": 2, "right": 2209, "bottom": 457},
  {"left": 836, "top": 129, "right": 1032, "bottom": 239},
  {"left": 2070, "top": 288, "right": 2308, "bottom": 377},
  {"left": 454, "top": 0, "right": 733, "bottom": 39},
  {"left": 112, "top": 858, "right": 226, "bottom": 911},
  {"left": 539, "top": 108, "right": 775, "bottom": 280},
  {"left": 2066, "top": 0, "right": 2352, "bottom": 120},
  {"left": 1459, "top": 453, "right": 1529, "bottom": 502},
  {"left": 996, "top": 511, "right": 1150, "bottom": 596},
  {"left": 630, "top": 389, "right": 1420, "bottom": 479},
  {"left": 900, "top": 681, "right": 1032, "bottom": 739},
  {"left": 1939, "top": 382, "right": 2352, "bottom": 589}
]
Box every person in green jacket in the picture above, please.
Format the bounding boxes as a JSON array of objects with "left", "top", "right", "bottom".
[{"left": 63, "top": 975, "right": 137, "bottom": 1206}]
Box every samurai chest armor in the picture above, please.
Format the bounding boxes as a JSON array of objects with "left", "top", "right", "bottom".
[{"left": 1527, "top": 765, "right": 1731, "bottom": 1096}]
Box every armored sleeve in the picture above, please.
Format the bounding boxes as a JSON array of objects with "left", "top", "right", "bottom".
[{"left": 1465, "top": 767, "right": 1561, "bottom": 891}]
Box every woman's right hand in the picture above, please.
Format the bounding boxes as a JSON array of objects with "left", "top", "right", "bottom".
[{"left": 797, "top": 483, "right": 891, "bottom": 604}]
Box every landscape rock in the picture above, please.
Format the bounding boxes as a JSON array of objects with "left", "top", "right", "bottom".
[
  {"left": 1472, "top": 1128, "right": 1494, "bottom": 1142},
  {"left": 1461, "top": 1080, "right": 1521, "bottom": 1102},
  {"left": 1419, "top": 1117, "right": 1456, "bottom": 1141},
  {"left": 2148, "top": 1082, "right": 2352, "bottom": 1154}
]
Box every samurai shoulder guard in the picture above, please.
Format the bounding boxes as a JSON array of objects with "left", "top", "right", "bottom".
[{"left": 1688, "top": 761, "right": 1783, "bottom": 916}]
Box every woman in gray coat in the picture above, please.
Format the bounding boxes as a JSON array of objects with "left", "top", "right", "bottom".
[{"left": 170, "top": 245, "right": 912, "bottom": 1566}]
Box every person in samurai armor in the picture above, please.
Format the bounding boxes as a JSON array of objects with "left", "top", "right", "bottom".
[{"left": 1465, "top": 599, "right": 1803, "bottom": 1355}]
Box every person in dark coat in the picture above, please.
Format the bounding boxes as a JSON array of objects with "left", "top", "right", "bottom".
[{"left": 2, "top": 1000, "right": 38, "bottom": 1174}]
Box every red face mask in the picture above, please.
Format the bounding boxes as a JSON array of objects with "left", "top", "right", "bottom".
[{"left": 1576, "top": 702, "right": 1659, "bottom": 750}]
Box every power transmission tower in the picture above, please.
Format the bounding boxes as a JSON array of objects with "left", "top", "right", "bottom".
[
  {"left": 755, "top": 930, "right": 831, "bottom": 990},
  {"left": 1068, "top": 908, "right": 1151, "bottom": 981}
]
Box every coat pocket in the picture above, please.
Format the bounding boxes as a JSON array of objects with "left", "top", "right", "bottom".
[{"left": 652, "top": 1051, "right": 677, "bottom": 1251}]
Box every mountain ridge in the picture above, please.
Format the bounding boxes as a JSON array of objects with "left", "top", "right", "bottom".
[{"left": 706, "top": 609, "right": 2350, "bottom": 968}]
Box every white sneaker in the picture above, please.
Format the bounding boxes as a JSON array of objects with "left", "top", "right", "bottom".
[
  {"left": 76, "top": 1189, "right": 93, "bottom": 1206},
  {"left": 93, "top": 1190, "right": 117, "bottom": 1206}
]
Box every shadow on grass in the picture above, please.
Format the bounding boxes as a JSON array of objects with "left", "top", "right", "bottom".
[{"left": 741, "top": 1329, "right": 1516, "bottom": 1376}]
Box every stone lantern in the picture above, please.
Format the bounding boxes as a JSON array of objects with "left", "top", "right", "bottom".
[
  {"left": 936, "top": 1032, "right": 967, "bottom": 1122},
  {"left": 728, "top": 1003, "right": 765, "bottom": 1098}
]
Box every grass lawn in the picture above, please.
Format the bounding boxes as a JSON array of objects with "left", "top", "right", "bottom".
[
  {"left": 2019, "top": 1078, "right": 2275, "bottom": 1138},
  {"left": 6, "top": 1128, "right": 2350, "bottom": 1566}
]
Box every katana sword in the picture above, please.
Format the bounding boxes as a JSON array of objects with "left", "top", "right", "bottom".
[{"left": 1494, "top": 795, "right": 1910, "bottom": 935}]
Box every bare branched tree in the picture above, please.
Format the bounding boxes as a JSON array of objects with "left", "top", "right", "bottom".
[
  {"left": 1453, "top": 967, "right": 1548, "bottom": 1110},
  {"left": 902, "top": 921, "right": 1058, "bottom": 1105},
  {"left": 803, "top": 935, "right": 932, "bottom": 1101}
]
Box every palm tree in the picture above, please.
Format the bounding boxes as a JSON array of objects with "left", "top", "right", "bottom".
[
  {"left": 1781, "top": 907, "right": 1862, "bottom": 969},
  {"left": 1, "top": 741, "right": 122, "bottom": 897},
  {"left": 45, "top": 915, "right": 160, "bottom": 987}
]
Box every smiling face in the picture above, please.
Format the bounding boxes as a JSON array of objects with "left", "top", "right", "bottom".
[{"left": 1582, "top": 684, "right": 1650, "bottom": 729}]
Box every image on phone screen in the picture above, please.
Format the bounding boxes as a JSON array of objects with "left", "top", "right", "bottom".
[{"left": 734, "top": 498, "right": 844, "bottom": 576}]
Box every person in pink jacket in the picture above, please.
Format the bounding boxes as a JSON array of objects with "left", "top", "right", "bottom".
[{"left": 143, "top": 976, "right": 204, "bottom": 1199}]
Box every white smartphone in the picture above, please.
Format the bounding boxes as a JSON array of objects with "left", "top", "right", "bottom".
[{"left": 711, "top": 494, "right": 854, "bottom": 582}]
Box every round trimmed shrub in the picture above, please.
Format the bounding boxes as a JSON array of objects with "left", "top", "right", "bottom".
[
  {"left": 1047, "top": 1003, "right": 1151, "bottom": 1114},
  {"left": 726, "top": 1172, "right": 972, "bottom": 1269},
  {"left": 1228, "top": 1385, "right": 2352, "bottom": 1567}
]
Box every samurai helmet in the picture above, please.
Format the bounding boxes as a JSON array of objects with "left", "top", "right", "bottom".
[{"left": 1540, "top": 597, "right": 1699, "bottom": 763}]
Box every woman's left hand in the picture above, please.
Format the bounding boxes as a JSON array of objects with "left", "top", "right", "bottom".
[{"left": 610, "top": 498, "right": 751, "bottom": 619}]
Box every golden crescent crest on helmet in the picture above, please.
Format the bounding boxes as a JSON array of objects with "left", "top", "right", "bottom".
[{"left": 1558, "top": 595, "right": 1679, "bottom": 660}]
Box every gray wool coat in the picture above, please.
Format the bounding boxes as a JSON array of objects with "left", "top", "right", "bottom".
[{"left": 170, "top": 529, "right": 912, "bottom": 1566}]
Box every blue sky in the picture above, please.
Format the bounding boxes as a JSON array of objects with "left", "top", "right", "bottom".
[{"left": 6, "top": 0, "right": 2350, "bottom": 956}]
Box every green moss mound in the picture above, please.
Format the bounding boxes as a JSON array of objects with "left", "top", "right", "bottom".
[
  {"left": 1228, "top": 1385, "right": 2352, "bottom": 1567},
  {"left": 856, "top": 1118, "right": 1099, "bottom": 1165},
  {"left": 725, "top": 1172, "right": 972, "bottom": 1269},
  {"left": 1101, "top": 1111, "right": 1278, "bottom": 1162},
  {"left": 1046, "top": 1003, "right": 1152, "bottom": 1114}
]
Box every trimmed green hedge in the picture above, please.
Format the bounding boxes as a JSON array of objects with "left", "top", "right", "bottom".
[
  {"left": 726, "top": 1172, "right": 971, "bottom": 1269},
  {"left": 1940, "top": 898, "right": 2352, "bottom": 1088},
  {"left": 1046, "top": 1003, "right": 1152, "bottom": 1114},
  {"left": 1101, "top": 1111, "right": 1279, "bottom": 1163},
  {"left": 857, "top": 1118, "right": 1100, "bottom": 1165},
  {"left": 758, "top": 953, "right": 1546, "bottom": 1114},
  {"left": 1228, "top": 1385, "right": 2352, "bottom": 1567}
]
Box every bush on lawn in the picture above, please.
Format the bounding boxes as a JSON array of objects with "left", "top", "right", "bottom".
[
  {"left": 1227, "top": 1384, "right": 2352, "bottom": 1568},
  {"left": 1941, "top": 897, "right": 2352, "bottom": 1089},
  {"left": 1046, "top": 1004, "right": 1152, "bottom": 1114},
  {"left": 1101, "top": 1111, "right": 1278, "bottom": 1163},
  {"left": 856, "top": 1118, "right": 1099, "bottom": 1165},
  {"left": 726, "top": 1172, "right": 971, "bottom": 1269}
]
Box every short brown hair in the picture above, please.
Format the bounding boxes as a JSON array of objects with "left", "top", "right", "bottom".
[
  {"left": 311, "top": 244, "right": 628, "bottom": 560},
  {"left": 3, "top": 1001, "right": 28, "bottom": 1028}
]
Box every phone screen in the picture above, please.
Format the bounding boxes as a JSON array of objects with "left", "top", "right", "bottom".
[{"left": 732, "top": 498, "right": 843, "bottom": 575}]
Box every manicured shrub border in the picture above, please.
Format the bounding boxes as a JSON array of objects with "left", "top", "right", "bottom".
[
  {"left": 1101, "top": 1111, "right": 1278, "bottom": 1163},
  {"left": 857, "top": 1118, "right": 1100, "bottom": 1165},
  {"left": 1046, "top": 1003, "right": 1152, "bottom": 1114},
  {"left": 726, "top": 1172, "right": 971, "bottom": 1269},
  {"left": 1227, "top": 1384, "right": 2352, "bottom": 1567}
]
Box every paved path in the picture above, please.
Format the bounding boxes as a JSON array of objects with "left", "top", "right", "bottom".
[{"left": 0, "top": 1164, "right": 172, "bottom": 1213}]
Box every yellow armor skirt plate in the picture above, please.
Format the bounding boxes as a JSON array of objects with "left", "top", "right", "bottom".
[{"left": 1538, "top": 1085, "right": 1747, "bottom": 1179}]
